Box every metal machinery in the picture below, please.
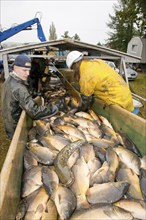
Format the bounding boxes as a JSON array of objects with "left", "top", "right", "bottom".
[
  {"left": 0, "top": 12, "right": 47, "bottom": 44},
  {"left": 0, "top": 12, "right": 50, "bottom": 77}
]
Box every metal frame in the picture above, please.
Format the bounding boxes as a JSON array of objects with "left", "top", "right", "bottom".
[{"left": 1, "top": 39, "right": 144, "bottom": 103}]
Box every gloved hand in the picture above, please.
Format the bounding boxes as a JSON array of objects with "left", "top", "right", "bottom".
[
  {"left": 50, "top": 103, "right": 59, "bottom": 114},
  {"left": 54, "top": 98, "right": 69, "bottom": 112},
  {"left": 31, "top": 91, "right": 44, "bottom": 98},
  {"left": 40, "top": 104, "right": 59, "bottom": 119},
  {"left": 79, "top": 94, "right": 94, "bottom": 111}
]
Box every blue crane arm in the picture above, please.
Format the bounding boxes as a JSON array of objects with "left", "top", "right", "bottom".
[{"left": 0, "top": 18, "right": 47, "bottom": 42}]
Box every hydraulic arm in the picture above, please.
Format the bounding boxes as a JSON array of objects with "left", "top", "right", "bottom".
[{"left": 0, "top": 18, "right": 47, "bottom": 43}]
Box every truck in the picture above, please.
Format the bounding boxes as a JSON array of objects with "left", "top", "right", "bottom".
[{"left": 0, "top": 40, "right": 145, "bottom": 219}]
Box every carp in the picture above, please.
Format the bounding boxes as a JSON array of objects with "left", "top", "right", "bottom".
[{"left": 54, "top": 140, "right": 85, "bottom": 186}]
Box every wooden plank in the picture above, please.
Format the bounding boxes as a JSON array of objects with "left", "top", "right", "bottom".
[
  {"left": 0, "top": 111, "right": 32, "bottom": 220},
  {"left": 92, "top": 98, "right": 146, "bottom": 156}
]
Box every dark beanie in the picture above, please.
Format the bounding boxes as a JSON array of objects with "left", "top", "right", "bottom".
[{"left": 13, "top": 54, "right": 31, "bottom": 68}]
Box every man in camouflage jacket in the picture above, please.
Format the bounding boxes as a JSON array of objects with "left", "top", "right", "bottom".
[{"left": 2, "top": 54, "right": 58, "bottom": 139}]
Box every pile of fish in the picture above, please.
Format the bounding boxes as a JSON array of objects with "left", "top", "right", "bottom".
[
  {"left": 41, "top": 74, "right": 77, "bottom": 113},
  {"left": 16, "top": 110, "right": 146, "bottom": 220}
]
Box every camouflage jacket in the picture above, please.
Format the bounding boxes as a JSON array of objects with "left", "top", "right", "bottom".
[{"left": 2, "top": 72, "right": 53, "bottom": 139}]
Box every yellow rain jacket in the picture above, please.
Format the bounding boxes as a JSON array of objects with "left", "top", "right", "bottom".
[{"left": 79, "top": 59, "right": 134, "bottom": 111}]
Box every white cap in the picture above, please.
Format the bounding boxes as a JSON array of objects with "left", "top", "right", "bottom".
[{"left": 66, "top": 51, "right": 83, "bottom": 69}]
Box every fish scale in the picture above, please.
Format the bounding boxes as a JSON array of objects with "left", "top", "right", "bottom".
[{"left": 16, "top": 111, "right": 144, "bottom": 220}]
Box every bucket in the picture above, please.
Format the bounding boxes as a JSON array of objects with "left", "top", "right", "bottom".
[{"left": 132, "top": 98, "right": 143, "bottom": 114}]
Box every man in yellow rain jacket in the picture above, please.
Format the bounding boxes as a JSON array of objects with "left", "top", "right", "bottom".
[{"left": 66, "top": 51, "right": 134, "bottom": 112}]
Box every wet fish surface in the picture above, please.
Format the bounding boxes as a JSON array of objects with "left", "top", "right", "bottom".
[
  {"left": 54, "top": 140, "right": 85, "bottom": 186},
  {"left": 15, "top": 107, "right": 145, "bottom": 220}
]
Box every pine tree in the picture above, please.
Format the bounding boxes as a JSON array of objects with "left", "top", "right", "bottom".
[
  {"left": 49, "top": 22, "right": 57, "bottom": 40},
  {"left": 106, "top": 0, "right": 146, "bottom": 52},
  {"left": 73, "top": 34, "right": 80, "bottom": 41},
  {"left": 61, "top": 31, "right": 71, "bottom": 39}
]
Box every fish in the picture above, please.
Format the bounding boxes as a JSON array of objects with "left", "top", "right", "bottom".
[
  {"left": 94, "top": 146, "right": 107, "bottom": 163},
  {"left": 119, "top": 132, "right": 142, "bottom": 157},
  {"left": 28, "top": 126, "right": 38, "bottom": 142},
  {"left": 55, "top": 124, "right": 86, "bottom": 141},
  {"left": 100, "top": 123, "right": 115, "bottom": 138},
  {"left": 70, "top": 117, "right": 102, "bottom": 138},
  {"left": 40, "top": 134, "right": 71, "bottom": 151},
  {"left": 49, "top": 112, "right": 65, "bottom": 126},
  {"left": 78, "top": 126, "right": 95, "bottom": 142},
  {"left": 18, "top": 108, "right": 146, "bottom": 220},
  {"left": 106, "top": 147, "right": 119, "bottom": 181},
  {"left": 87, "top": 157, "right": 101, "bottom": 178},
  {"left": 28, "top": 144, "right": 57, "bottom": 165},
  {"left": 70, "top": 156, "right": 90, "bottom": 209},
  {"left": 100, "top": 124, "right": 120, "bottom": 144},
  {"left": 23, "top": 148, "right": 38, "bottom": 170},
  {"left": 116, "top": 167, "right": 143, "bottom": 200},
  {"left": 75, "top": 111, "right": 94, "bottom": 121},
  {"left": 89, "top": 138, "right": 116, "bottom": 148},
  {"left": 52, "top": 116, "right": 66, "bottom": 126},
  {"left": 62, "top": 114, "right": 78, "bottom": 125},
  {"left": 35, "top": 119, "right": 50, "bottom": 136},
  {"left": 87, "top": 125, "right": 102, "bottom": 139},
  {"left": 71, "top": 117, "right": 94, "bottom": 128},
  {"left": 114, "top": 146, "right": 141, "bottom": 175},
  {"left": 41, "top": 199, "right": 58, "bottom": 220},
  {"left": 140, "top": 155, "right": 146, "bottom": 170},
  {"left": 53, "top": 185, "right": 76, "bottom": 220},
  {"left": 54, "top": 140, "right": 85, "bottom": 186},
  {"left": 99, "top": 115, "right": 113, "bottom": 129},
  {"left": 139, "top": 168, "right": 146, "bottom": 201},
  {"left": 70, "top": 204, "right": 133, "bottom": 220},
  {"left": 24, "top": 187, "right": 49, "bottom": 220},
  {"left": 15, "top": 189, "right": 39, "bottom": 220},
  {"left": 67, "top": 149, "right": 80, "bottom": 169},
  {"left": 22, "top": 166, "right": 43, "bottom": 198},
  {"left": 41, "top": 166, "right": 59, "bottom": 197},
  {"left": 80, "top": 142, "right": 95, "bottom": 163},
  {"left": 90, "top": 161, "right": 109, "bottom": 186},
  {"left": 115, "top": 199, "right": 146, "bottom": 220},
  {"left": 28, "top": 142, "right": 44, "bottom": 148},
  {"left": 87, "top": 181, "right": 130, "bottom": 204},
  {"left": 88, "top": 109, "right": 102, "bottom": 126}
]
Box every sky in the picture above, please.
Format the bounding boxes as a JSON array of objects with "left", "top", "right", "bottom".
[{"left": 0, "top": 0, "right": 117, "bottom": 45}]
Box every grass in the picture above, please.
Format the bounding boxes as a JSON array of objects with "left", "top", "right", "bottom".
[{"left": 129, "top": 72, "right": 146, "bottom": 119}]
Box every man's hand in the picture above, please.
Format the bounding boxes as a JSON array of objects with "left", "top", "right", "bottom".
[{"left": 79, "top": 94, "right": 94, "bottom": 111}]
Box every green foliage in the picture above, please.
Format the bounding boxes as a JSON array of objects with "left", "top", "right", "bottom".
[
  {"left": 73, "top": 33, "right": 80, "bottom": 41},
  {"left": 49, "top": 22, "right": 57, "bottom": 40},
  {"left": 106, "top": 0, "right": 146, "bottom": 52},
  {"left": 61, "top": 31, "right": 81, "bottom": 41},
  {"left": 61, "top": 31, "right": 71, "bottom": 39},
  {"left": 97, "top": 42, "right": 103, "bottom": 46}
]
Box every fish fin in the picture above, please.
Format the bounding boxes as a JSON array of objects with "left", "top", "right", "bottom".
[
  {"left": 77, "top": 195, "right": 90, "bottom": 210},
  {"left": 103, "top": 208, "right": 114, "bottom": 218}
]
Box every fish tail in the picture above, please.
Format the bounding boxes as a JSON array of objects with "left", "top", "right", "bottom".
[{"left": 76, "top": 195, "right": 90, "bottom": 210}]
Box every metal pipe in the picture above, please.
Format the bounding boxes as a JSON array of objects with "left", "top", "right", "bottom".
[
  {"left": 132, "top": 93, "right": 146, "bottom": 102},
  {"left": 121, "top": 57, "right": 129, "bottom": 85},
  {"left": 2, "top": 54, "right": 9, "bottom": 79}
]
